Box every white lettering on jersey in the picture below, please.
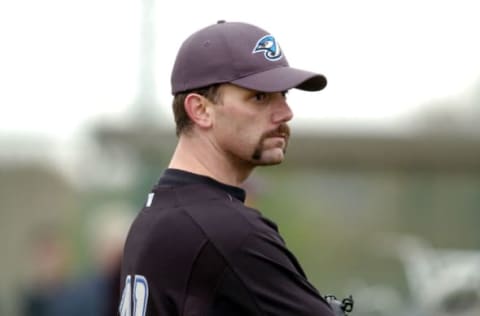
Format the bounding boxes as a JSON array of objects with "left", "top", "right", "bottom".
[
  {"left": 146, "top": 193, "right": 155, "bottom": 207},
  {"left": 119, "top": 274, "right": 149, "bottom": 316}
]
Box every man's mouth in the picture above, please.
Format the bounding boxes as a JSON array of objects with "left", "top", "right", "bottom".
[
  {"left": 270, "top": 132, "right": 288, "bottom": 139},
  {"left": 265, "top": 124, "right": 290, "bottom": 140}
]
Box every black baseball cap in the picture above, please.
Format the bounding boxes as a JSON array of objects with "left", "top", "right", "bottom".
[{"left": 171, "top": 21, "right": 327, "bottom": 94}]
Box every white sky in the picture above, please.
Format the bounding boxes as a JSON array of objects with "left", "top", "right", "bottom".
[{"left": 1, "top": 0, "right": 479, "bottom": 140}]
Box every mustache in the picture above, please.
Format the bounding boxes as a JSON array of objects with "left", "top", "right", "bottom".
[{"left": 263, "top": 124, "right": 290, "bottom": 139}]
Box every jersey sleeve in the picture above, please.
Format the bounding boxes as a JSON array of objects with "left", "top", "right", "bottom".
[{"left": 217, "top": 227, "right": 335, "bottom": 316}]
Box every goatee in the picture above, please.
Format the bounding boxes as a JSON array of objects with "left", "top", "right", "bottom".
[{"left": 251, "top": 124, "right": 290, "bottom": 161}]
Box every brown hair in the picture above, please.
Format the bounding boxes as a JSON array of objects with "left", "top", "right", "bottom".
[{"left": 172, "top": 84, "right": 222, "bottom": 136}]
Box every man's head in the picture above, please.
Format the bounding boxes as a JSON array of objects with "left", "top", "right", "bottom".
[
  {"left": 170, "top": 21, "right": 326, "bottom": 166},
  {"left": 171, "top": 21, "right": 327, "bottom": 135}
]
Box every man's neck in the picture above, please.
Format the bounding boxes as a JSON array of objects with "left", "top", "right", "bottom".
[{"left": 168, "top": 135, "right": 253, "bottom": 187}]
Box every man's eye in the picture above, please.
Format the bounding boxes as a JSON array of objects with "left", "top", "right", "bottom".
[{"left": 254, "top": 93, "right": 268, "bottom": 101}]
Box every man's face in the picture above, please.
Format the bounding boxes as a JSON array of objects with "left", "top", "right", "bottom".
[{"left": 209, "top": 84, "right": 293, "bottom": 167}]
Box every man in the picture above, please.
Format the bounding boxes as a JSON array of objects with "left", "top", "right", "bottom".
[{"left": 120, "top": 21, "right": 343, "bottom": 316}]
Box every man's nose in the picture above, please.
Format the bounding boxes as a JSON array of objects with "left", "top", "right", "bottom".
[{"left": 272, "top": 99, "right": 294, "bottom": 123}]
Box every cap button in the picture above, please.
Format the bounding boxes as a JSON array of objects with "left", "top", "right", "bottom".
[{"left": 217, "top": 20, "right": 226, "bottom": 24}]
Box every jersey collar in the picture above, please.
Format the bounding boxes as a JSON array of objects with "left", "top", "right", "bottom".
[{"left": 158, "top": 168, "right": 246, "bottom": 203}]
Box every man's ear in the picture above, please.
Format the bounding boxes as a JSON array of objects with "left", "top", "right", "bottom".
[{"left": 184, "top": 93, "right": 213, "bottom": 129}]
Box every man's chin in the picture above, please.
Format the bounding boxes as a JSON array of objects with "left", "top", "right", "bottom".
[{"left": 252, "top": 148, "right": 286, "bottom": 166}]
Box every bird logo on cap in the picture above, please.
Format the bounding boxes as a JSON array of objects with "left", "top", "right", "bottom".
[{"left": 252, "top": 35, "right": 283, "bottom": 61}]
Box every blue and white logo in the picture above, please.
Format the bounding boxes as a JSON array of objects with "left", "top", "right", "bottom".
[{"left": 252, "top": 35, "right": 283, "bottom": 61}]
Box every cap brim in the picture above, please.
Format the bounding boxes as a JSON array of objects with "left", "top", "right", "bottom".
[{"left": 230, "top": 66, "right": 327, "bottom": 92}]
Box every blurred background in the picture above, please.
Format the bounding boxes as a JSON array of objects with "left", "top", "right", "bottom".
[{"left": 1, "top": 0, "right": 480, "bottom": 315}]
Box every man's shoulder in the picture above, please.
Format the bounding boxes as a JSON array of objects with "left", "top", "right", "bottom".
[
  {"left": 134, "top": 183, "right": 277, "bottom": 255},
  {"left": 156, "top": 183, "right": 273, "bottom": 253},
  {"left": 179, "top": 184, "right": 256, "bottom": 233}
]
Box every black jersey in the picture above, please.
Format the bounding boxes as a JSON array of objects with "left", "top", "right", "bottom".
[{"left": 119, "top": 169, "right": 334, "bottom": 316}]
